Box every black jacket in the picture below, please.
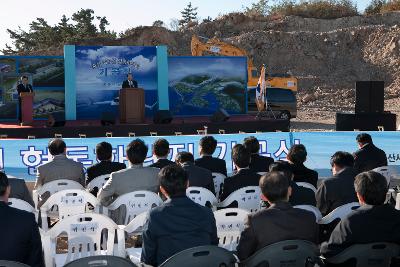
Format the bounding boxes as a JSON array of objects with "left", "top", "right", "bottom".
[
  {"left": 182, "top": 162, "right": 215, "bottom": 195},
  {"left": 290, "top": 181, "right": 317, "bottom": 206},
  {"left": 320, "top": 204, "right": 400, "bottom": 258},
  {"left": 220, "top": 168, "right": 261, "bottom": 201},
  {"left": 9, "top": 178, "right": 35, "bottom": 207},
  {"left": 195, "top": 155, "right": 227, "bottom": 176},
  {"left": 149, "top": 159, "right": 175, "bottom": 169},
  {"left": 290, "top": 163, "right": 319, "bottom": 188},
  {"left": 249, "top": 154, "right": 274, "bottom": 173},
  {"left": 141, "top": 196, "right": 218, "bottom": 266},
  {"left": 122, "top": 79, "right": 138, "bottom": 88},
  {"left": 316, "top": 167, "right": 358, "bottom": 216},
  {"left": 237, "top": 201, "right": 319, "bottom": 260},
  {"left": 0, "top": 201, "right": 44, "bottom": 267},
  {"left": 353, "top": 143, "right": 388, "bottom": 173},
  {"left": 17, "top": 83, "right": 33, "bottom": 95}
]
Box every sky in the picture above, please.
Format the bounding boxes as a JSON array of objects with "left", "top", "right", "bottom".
[{"left": 0, "top": 0, "right": 371, "bottom": 52}]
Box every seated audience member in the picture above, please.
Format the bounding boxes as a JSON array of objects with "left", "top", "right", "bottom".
[
  {"left": 237, "top": 172, "right": 318, "bottom": 261},
  {"left": 176, "top": 151, "right": 215, "bottom": 195},
  {"left": 86, "top": 141, "right": 126, "bottom": 194},
  {"left": 149, "top": 138, "right": 175, "bottom": 169},
  {"left": 0, "top": 172, "right": 44, "bottom": 267},
  {"left": 141, "top": 165, "right": 218, "bottom": 266},
  {"left": 7, "top": 174, "right": 34, "bottom": 207},
  {"left": 321, "top": 171, "right": 400, "bottom": 259},
  {"left": 287, "top": 144, "right": 318, "bottom": 187},
  {"left": 243, "top": 136, "right": 274, "bottom": 173},
  {"left": 316, "top": 151, "right": 358, "bottom": 216},
  {"left": 220, "top": 144, "right": 261, "bottom": 201},
  {"left": 353, "top": 133, "right": 387, "bottom": 174},
  {"left": 195, "top": 136, "right": 227, "bottom": 176},
  {"left": 269, "top": 161, "right": 316, "bottom": 206}
]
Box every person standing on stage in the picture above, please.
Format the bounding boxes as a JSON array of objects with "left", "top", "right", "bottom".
[
  {"left": 122, "top": 73, "right": 138, "bottom": 88},
  {"left": 16, "top": 75, "right": 33, "bottom": 123}
]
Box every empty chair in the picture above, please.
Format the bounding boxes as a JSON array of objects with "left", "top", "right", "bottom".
[
  {"left": 240, "top": 240, "right": 318, "bottom": 267},
  {"left": 296, "top": 182, "right": 317, "bottom": 194},
  {"left": 294, "top": 205, "right": 322, "bottom": 222},
  {"left": 214, "top": 208, "right": 249, "bottom": 251},
  {"left": 319, "top": 202, "right": 360, "bottom": 225},
  {"left": 123, "top": 212, "right": 149, "bottom": 264},
  {"left": 159, "top": 245, "right": 237, "bottom": 267},
  {"left": 323, "top": 243, "right": 400, "bottom": 267},
  {"left": 212, "top": 172, "right": 226, "bottom": 198},
  {"left": 0, "top": 261, "right": 30, "bottom": 267},
  {"left": 40, "top": 189, "right": 101, "bottom": 230},
  {"left": 218, "top": 186, "right": 261, "bottom": 213},
  {"left": 7, "top": 198, "right": 37, "bottom": 221},
  {"left": 86, "top": 174, "right": 110, "bottom": 194},
  {"left": 41, "top": 213, "right": 125, "bottom": 267},
  {"left": 186, "top": 187, "right": 218, "bottom": 209},
  {"left": 64, "top": 255, "right": 138, "bottom": 267},
  {"left": 106, "top": 191, "right": 163, "bottom": 225}
]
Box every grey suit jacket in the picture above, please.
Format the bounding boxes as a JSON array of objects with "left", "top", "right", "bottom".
[{"left": 9, "top": 178, "right": 34, "bottom": 207}]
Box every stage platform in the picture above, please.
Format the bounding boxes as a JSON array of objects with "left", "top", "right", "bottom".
[{"left": 0, "top": 115, "right": 289, "bottom": 139}]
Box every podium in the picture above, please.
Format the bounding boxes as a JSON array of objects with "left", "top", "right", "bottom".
[
  {"left": 20, "top": 92, "right": 35, "bottom": 125},
  {"left": 119, "top": 88, "right": 145, "bottom": 124}
]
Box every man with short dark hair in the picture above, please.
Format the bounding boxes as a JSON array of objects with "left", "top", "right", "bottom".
[
  {"left": 195, "top": 136, "right": 227, "bottom": 176},
  {"left": 141, "top": 165, "right": 218, "bottom": 266},
  {"left": 149, "top": 138, "right": 175, "bottom": 169},
  {"left": 122, "top": 73, "right": 138, "bottom": 88},
  {"left": 353, "top": 133, "right": 387, "bottom": 173},
  {"left": 243, "top": 136, "right": 274, "bottom": 173},
  {"left": 219, "top": 144, "right": 261, "bottom": 201},
  {"left": 316, "top": 151, "right": 358, "bottom": 216},
  {"left": 321, "top": 171, "right": 400, "bottom": 259},
  {"left": 175, "top": 151, "right": 215, "bottom": 194},
  {"left": 287, "top": 144, "right": 318, "bottom": 187},
  {"left": 0, "top": 172, "right": 44, "bottom": 267},
  {"left": 237, "top": 172, "right": 318, "bottom": 261},
  {"left": 16, "top": 75, "right": 33, "bottom": 124},
  {"left": 86, "top": 141, "right": 126, "bottom": 194}
]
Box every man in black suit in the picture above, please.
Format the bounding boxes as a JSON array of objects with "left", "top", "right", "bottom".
[
  {"left": 8, "top": 176, "right": 35, "bottom": 207},
  {"left": 316, "top": 151, "right": 358, "bottom": 216},
  {"left": 86, "top": 142, "right": 126, "bottom": 195},
  {"left": 353, "top": 133, "right": 387, "bottom": 174},
  {"left": 243, "top": 136, "right": 274, "bottom": 173},
  {"left": 0, "top": 172, "right": 44, "bottom": 267},
  {"left": 176, "top": 151, "right": 215, "bottom": 195},
  {"left": 141, "top": 165, "right": 218, "bottom": 266},
  {"left": 149, "top": 138, "right": 175, "bottom": 169},
  {"left": 321, "top": 171, "right": 400, "bottom": 259},
  {"left": 237, "top": 171, "right": 318, "bottom": 261},
  {"left": 220, "top": 144, "right": 261, "bottom": 201},
  {"left": 16, "top": 75, "right": 33, "bottom": 123},
  {"left": 195, "top": 136, "right": 227, "bottom": 176},
  {"left": 287, "top": 144, "right": 318, "bottom": 187},
  {"left": 121, "top": 73, "right": 138, "bottom": 88}
]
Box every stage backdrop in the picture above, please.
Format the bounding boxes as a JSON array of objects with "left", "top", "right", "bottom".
[
  {"left": 75, "top": 46, "right": 158, "bottom": 119},
  {"left": 168, "top": 56, "right": 248, "bottom": 116},
  {"left": 0, "top": 131, "right": 399, "bottom": 181}
]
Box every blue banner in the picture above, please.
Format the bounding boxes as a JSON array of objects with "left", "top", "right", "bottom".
[{"left": 0, "top": 132, "right": 399, "bottom": 181}]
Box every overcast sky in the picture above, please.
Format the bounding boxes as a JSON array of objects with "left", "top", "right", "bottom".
[{"left": 0, "top": 0, "right": 371, "bottom": 52}]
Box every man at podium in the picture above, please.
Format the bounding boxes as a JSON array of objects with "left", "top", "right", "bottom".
[
  {"left": 16, "top": 75, "right": 33, "bottom": 123},
  {"left": 121, "top": 73, "right": 138, "bottom": 88}
]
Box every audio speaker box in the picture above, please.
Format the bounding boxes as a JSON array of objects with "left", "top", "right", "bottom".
[
  {"left": 336, "top": 112, "right": 396, "bottom": 131},
  {"left": 355, "top": 81, "right": 384, "bottom": 114},
  {"left": 101, "top": 112, "right": 116, "bottom": 126},
  {"left": 210, "top": 108, "right": 230, "bottom": 123},
  {"left": 153, "top": 110, "right": 173, "bottom": 124},
  {"left": 47, "top": 112, "right": 66, "bottom": 127}
]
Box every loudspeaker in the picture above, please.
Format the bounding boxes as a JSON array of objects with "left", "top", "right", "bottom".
[
  {"left": 47, "top": 112, "right": 66, "bottom": 127},
  {"left": 336, "top": 112, "right": 396, "bottom": 131},
  {"left": 210, "top": 108, "right": 230, "bottom": 123},
  {"left": 101, "top": 112, "right": 116, "bottom": 126},
  {"left": 153, "top": 110, "right": 173, "bottom": 124},
  {"left": 355, "top": 81, "right": 384, "bottom": 114}
]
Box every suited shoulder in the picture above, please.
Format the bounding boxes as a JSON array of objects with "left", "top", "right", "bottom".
[{"left": 6, "top": 205, "right": 36, "bottom": 221}]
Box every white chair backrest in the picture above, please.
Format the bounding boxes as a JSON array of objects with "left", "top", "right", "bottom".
[
  {"left": 40, "top": 189, "right": 101, "bottom": 231},
  {"left": 41, "top": 213, "right": 125, "bottom": 267},
  {"left": 123, "top": 211, "right": 149, "bottom": 235},
  {"left": 107, "top": 191, "right": 163, "bottom": 225},
  {"left": 294, "top": 205, "right": 322, "bottom": 222},
  {"left": 396, "top": 193, "right": 400, "bottom": 211},
  {"left": 257, "top": 172, "right": 267, "bottom": 176},
  {"left": 86, "top": 174, "right": 110, "bottom": 192},
  {"left": 218, "top": 186, "right": 261, "bottom": 213},
  {"left": 186, "top": 187, "right": 218, "bottom": 210},
  {"left": 214, "top": 208, "right": 249, "bottom": 251},
  {"left": 212, "top": 172, "right": 226, "bottom": 198},
  {"left": 372, "top": 166, "right": 395, "bottom": 186},
  {"left": 319, "top": 202, "right": 360, "bottom": 225},
  {"left": 8, "top": 198, "right": 37, "bottom": 221},
  {"left": 296, "top": 182, "right": 317, "bottom": 194}
]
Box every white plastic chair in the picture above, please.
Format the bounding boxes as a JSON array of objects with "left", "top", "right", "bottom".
[
  {"left": 186, "top": 187, "right": 218, "bottom": 210},
  {"left": 214, "top": 208, "right": 249, "bottom": 251},
  {"left": 40, "top": 189, "right": 101, "bottom": 231},
  {"left": 212, "top": 172, "right": 226, "bottom": 198},
  {"left": 106, "top": 191, "right": 163, "bottom": 225},
  {"left": 123, "top": 212, "right": 149, "bottom": 264},
  {"left": 218, "top": 186, "right": 261, "bottom": 213},
  {"left": 296, "top": 182, "right": 317, "bottom": 194},
  {"left": 86, "top": 174, "right": 110, "bottom": 193},
  {"left": 8, "top": 198, "right": 38, "bottom": 221},
  {"left": 257, "top": 172, "right": 267, "bottom": 176},
  {"left": 41, "top": 213, "right": 125, "bottom": 267},
  {"left": 396, "top": 193, "right": 400, "bottom": 210},
  {"left": 373, "top": 166, "right": 397, "bottom": 187},
  {"left": 32, "top": 179, "right": 84, "bottom": 209},
  {"left": 294, "top": 205, "right": 322, "bottom": 222},
  {"left": 319, "top": 202, "right": 360, "bottom": 225}
]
